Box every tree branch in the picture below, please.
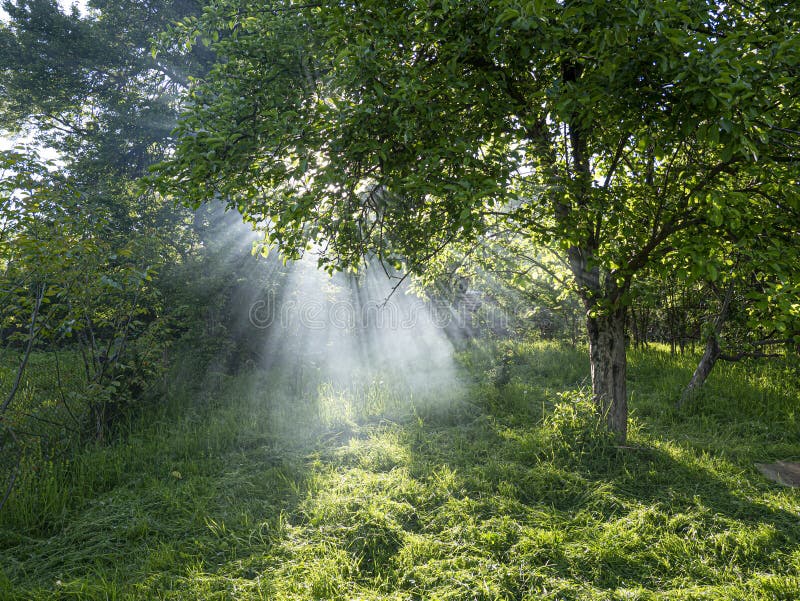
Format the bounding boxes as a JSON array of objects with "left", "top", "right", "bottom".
[{"left": 1, "top": 283, "right": 45, "bottom": 416}]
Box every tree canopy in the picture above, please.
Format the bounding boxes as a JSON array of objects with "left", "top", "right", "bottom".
[
  {"left": 155, "top": 0, "right": 800, "bottom": 439},
  {"left": 156, "top": 0, "right": 800, "bottom": 440}
]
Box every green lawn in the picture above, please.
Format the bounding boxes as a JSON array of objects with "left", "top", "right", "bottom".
[{"left": 1, "top": 342, "right": 798, "bottom": 600}]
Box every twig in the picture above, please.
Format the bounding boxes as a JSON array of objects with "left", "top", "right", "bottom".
[
  {"left": 1, "top": 283, "right": 46, "bottom": 415},
  {"left": 54, "top": 350, "right": 81, "bottom": 428}
]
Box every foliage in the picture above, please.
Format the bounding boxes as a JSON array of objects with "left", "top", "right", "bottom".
[
  {"left": 453, "top": 235, "right": 584, "bottom": 343},
  {"left": 0, "top": 0, "right": 220, "bottom": 507},
  {"left": 0, "top": 148, "right": 174, "bottom": 487},
  {"left": 158, "top": 0, "right": 800, "bottom": 284}
]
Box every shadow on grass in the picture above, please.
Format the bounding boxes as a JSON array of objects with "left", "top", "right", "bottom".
[{"left": 386, "top": 390, "right": 800, "bottom": 597}]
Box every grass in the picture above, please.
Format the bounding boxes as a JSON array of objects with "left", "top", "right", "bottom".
[
  {"left": 0, "top": 350, "right": 89, "bottom": 434},
  {"left": 1, "top": 341, "right": 799, "bottom": 600}
]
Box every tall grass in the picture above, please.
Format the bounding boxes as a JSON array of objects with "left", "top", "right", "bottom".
[{"left": 1, "top": 341, "right": 798, "bottom": 600}]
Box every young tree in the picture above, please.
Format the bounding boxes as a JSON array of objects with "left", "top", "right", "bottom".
[
  {"left": 157, "top": 0, "right": 800, "bottom": 441},
  {"left": 0, "top": 0, "right": 209, "bottom": 444},
  {"left": 678, "top": 218, "right": 800, "bottom": 406}
]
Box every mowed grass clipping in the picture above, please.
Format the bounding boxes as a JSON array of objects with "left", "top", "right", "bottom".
[{"left": 1, "top": 342, "right": 799, "bottom": 600}]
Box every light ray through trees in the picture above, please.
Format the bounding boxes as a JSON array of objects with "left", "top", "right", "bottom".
[{"left": 201, "top": 210, "right": 468, "bottom": 431}]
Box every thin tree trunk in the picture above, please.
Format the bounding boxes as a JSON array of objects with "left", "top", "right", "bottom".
[
  {"left": 629, "top": 306, "right": 639, "bottom": 348},
  {"left": 677, "top": 283, "right": 734, "bottom": 408},
  {"left": 641, "top": 308, "right": 650, "bottom": 348},
  {"left": 587, "top": 307, "right": 628, "bottom": 442},
  {"left": 678, "top": 335, "right": 721, "bottom": 407}
]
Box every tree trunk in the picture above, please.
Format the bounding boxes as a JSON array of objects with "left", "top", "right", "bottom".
[
  {"left": 676, "top": 282, "right": 734, "bottom": 409},
  {"left": 566, "top": 243, "right": 628, "bottom": 441},
  {"left": 628, "top": 307, "right": 639, "bottom": 348},
  {"left": 586, "top": 307, "right": 628, "bottom": 442},
  {"left": 678, "top": 335, "right": 720, "bottom": 407}
]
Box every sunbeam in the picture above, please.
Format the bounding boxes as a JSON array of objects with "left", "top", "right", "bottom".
[{"left": 193, "top": 206, "right": 470, "bottom": 432}]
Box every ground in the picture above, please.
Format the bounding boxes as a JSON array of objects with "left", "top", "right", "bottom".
[{"left": 1, "top": 342, "right": 799, "bottom": 600}]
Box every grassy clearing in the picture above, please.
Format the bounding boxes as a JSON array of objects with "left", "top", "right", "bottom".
[{"left": 1, "top": 342, "right": 799, "bottom": 600}]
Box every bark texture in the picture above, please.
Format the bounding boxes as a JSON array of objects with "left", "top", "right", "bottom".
[
  {"left": 679, "top": 334, "right": 721, "bottom": 406},
  {"left": 587, "top": 308, "right": 628, "bottom": 442}
]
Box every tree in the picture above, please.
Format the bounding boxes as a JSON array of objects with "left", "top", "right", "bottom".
[
  {"left": 678, "top": 211, "right": 800, "bottom": 406},
  {"left": 0, "top": 0, "right": 206, "bottom": 474},
  {"left": 156, "top": 0, "right": 800, "bottom": 441},
  {"left": 0, "top": 0, "right": 212, "bottom": 176}
]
